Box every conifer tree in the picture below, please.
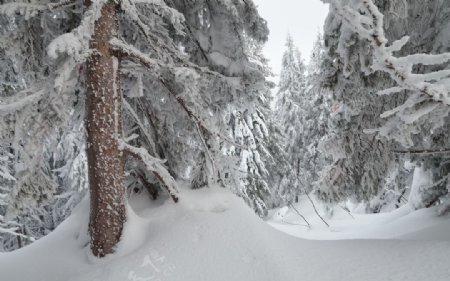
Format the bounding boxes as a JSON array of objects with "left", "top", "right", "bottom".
[
  {"left": 319, "top": 0, "right": 450, "bottom": 213},
  {"left": 295, "top": 32, "right": 330, "bottom": 195},
  {"left": 0, "top": 0, "right": 269, "bottom": 254},
  {"left": 274, "top": 35, "right": 307, "bottom": 203}
]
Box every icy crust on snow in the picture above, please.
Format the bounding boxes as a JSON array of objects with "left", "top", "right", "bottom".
[{"left": 1, "top": 188, "right": 450, "bottom": 281}]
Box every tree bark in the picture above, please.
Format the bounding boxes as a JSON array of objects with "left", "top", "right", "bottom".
[{"left": 85, "top": 0, "right": 125, "bottom": 257}]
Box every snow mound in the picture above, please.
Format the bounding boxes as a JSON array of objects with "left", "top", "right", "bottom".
[
  {"left": 267, "top": 194, "right": 450, "bottom": 241},
  {"left": 1, "top": 187, "right": 450, "bottom": 281}
]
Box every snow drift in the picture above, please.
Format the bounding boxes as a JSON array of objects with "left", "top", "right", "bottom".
[{"left": 0, "top": 187, "right": 449, "bottom": 281}]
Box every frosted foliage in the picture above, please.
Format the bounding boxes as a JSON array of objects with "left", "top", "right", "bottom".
[
  {"left": 0, "top": 152, "right": 14, "bottom": 182},
  {"left": 6, "top": 162, "right": 56, "bottom": 220},
  {"left": 323, "top": 0, "right": 450, "bottom": 145},
  {"left": 0, "top": 0, "right": 91, "bottom": 250},
  {"left": 2, "top": 0, "right": 270, "bottom": 250},
  {"left": 308, "top": 33, "right": 327, "bottom": 77},
  {"left": 48, "top": 0, "right": 108, "bottom": 61},
  {"left": 118, "top": 140, "right": 179, "bottom": 199},
  {"left": 317, "top": 1, "right": 395, "bottom": 204},
  {"left": 318, "top": 0, "right": 450, "bottom": 212},
  {"left": 116, "top": 0, "right": 270, "bottom": 217},
  {"left": 273, "top": 35, "right": 328, "bottom": 205},
  {"left": 276, "top": 36, "right": 306, "bottom": 145},
  {"left": 278, "top": 35, "right": 306, "bottom": 95},
  {"left": 228, "top": 109, "right": 271, "bottom": 216},
  {"left": 367, "top": 161, "right": 413, "bottom": 213},
  {"left": 293, "top": 34, "right": 331, "bottom": 200},
  {"left": 0, "top": 3, "right": 41, "bottom": 20}
]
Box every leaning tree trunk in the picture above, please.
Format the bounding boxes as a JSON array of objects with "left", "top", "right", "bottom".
[{"left": 85, "top": 0, "right": 126, "bottom": 257}]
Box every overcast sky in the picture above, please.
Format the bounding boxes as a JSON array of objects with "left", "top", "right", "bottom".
[{"left": 253, "top": 0, "right": 329, "bottom": 81}]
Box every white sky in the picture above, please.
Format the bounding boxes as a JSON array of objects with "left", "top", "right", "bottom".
[{"left": 254, "top": 0, "right": 329, "bottom": 80}]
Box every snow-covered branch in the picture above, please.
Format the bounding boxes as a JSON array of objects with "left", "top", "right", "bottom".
[
  {"left": 121, "top": 0, "right": 184, "bottom": 42},
  {"left": 118, "top": 140, "right": 179, "bottom": 202},
  {"left": 394, "top": 149, "right": 450, "bottom": 156},
  {"left": 327, "top": 0, "right": 450, "bottom": 105},
  {"left": 47, "top": 0, "right": 108, "bottom": 61},
  {"left": 129, "top": 0, "right": 185, "bottom": 35},
  {"left": 158, "top": 78, "right": 247, "bottom": 150},
  {"left": 123, "top": 99, "right": 158, "bottom": 155},
  {"left": 110, "top": 37, "right": 163, "bottom": 70},
  {"left": 111, "top": 37, "right": 225, "bottom": 78},
  {"left": 0, "top": 215, "right": 34, "bottom": 241},
  {"left": 0, "top": 0, "right": 74, "bottom": 20},
  {"left": 112, "top": 37, "right": 247, "bottom": 151},
  {"left": 0, "top": 155, "right": 15, "bottom": 182},
  {"left": 0, "top": 225, "right": 34, "bottom": 241},
  {"left": 0, "top": 89, "right": 45, "bottom": 115}
]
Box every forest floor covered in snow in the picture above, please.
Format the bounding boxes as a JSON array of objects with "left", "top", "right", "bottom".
[
  {"left": 267, "top": 195, "right": 450, "bottom": 241},
  {"left": 0, "top": 187, "right": 449, "bottom": 281}
]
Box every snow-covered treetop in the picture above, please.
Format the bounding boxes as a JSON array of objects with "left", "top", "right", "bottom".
[
  {"left": 279, "top": 34, "right": 306, "bottom": 93},
  {"left": 307, "top": 32, "right": 326, "bottom": 79}
]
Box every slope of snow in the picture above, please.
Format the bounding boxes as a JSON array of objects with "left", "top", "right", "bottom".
[
  {"left": 1, "top": 187, "right": 450, "bottom": 281},
  {"left": 267, "top": 195, "right": 450, "bottom": 241}
]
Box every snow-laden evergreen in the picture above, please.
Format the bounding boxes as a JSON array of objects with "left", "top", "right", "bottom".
[
  {"left": 273, "top": 34, "right": 331, "bottom": 207},
  {"left": 0, "top": 0, "right": 270, "bottom": 251},
  {"left": 0, "top": 3, "right": 449, "bottom": 278},
  {"left": 318, "top": 0, "right": 450, "bottom": 213},
  {"left": 272, "top": 35, "right": 307, "bottom": 204},
  {"left": 293, "top": 33, "right": 330, "bottom": 199}
]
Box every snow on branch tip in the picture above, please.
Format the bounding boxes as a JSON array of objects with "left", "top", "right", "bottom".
[{"left": 326, "top": 0, "right": 450, "bottom": 105}]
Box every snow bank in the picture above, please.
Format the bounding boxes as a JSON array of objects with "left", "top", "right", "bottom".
[
  {"left": 1, "top": 188, "right": 450, "bottom": 281},
  {"left": 267, "top": 194, "right": 450, "bottom": 241}
]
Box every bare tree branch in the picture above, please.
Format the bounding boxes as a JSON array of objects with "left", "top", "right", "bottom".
[
  {"left": 288, "top": 203, "right": 311, "bottom": 229},
  {"left": 305, "top": 192, "right": 330, "bottom": 227}
]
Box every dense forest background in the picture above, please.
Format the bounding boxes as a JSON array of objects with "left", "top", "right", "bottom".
[{"left": 0, "top": 0, "right": 449, "bottom": 255}]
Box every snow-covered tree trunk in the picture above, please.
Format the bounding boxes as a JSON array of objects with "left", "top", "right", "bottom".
[{"left": 85, "top": 0, "right": 125, "bottom": 257}]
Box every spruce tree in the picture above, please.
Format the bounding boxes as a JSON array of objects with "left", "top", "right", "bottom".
[
  {"left": 0, "top": 0, "right": 269, "bottom": 254},
  {"left": 274, "top": 35, "right": 307, "bottom": 204},
  {"left": 295, "top": 32, "right": 330, "bottom": 195},
  {"left": 319, "top": 0, "right": 450, "bottom": 213}
]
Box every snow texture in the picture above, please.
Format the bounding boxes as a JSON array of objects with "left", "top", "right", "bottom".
[{"left": 0, "top": 188, "right": 449, "bottom": 281}]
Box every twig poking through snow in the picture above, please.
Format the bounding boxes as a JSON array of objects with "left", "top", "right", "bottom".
[
  {"left": 339, "top": 205, "right": 355, "bottom": 219},
  {"left": 288, "top": 203, "right": 311, "bottom": 229},
  {"left": 305, "top": 193, "right": 330, "bottom": 228}
]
